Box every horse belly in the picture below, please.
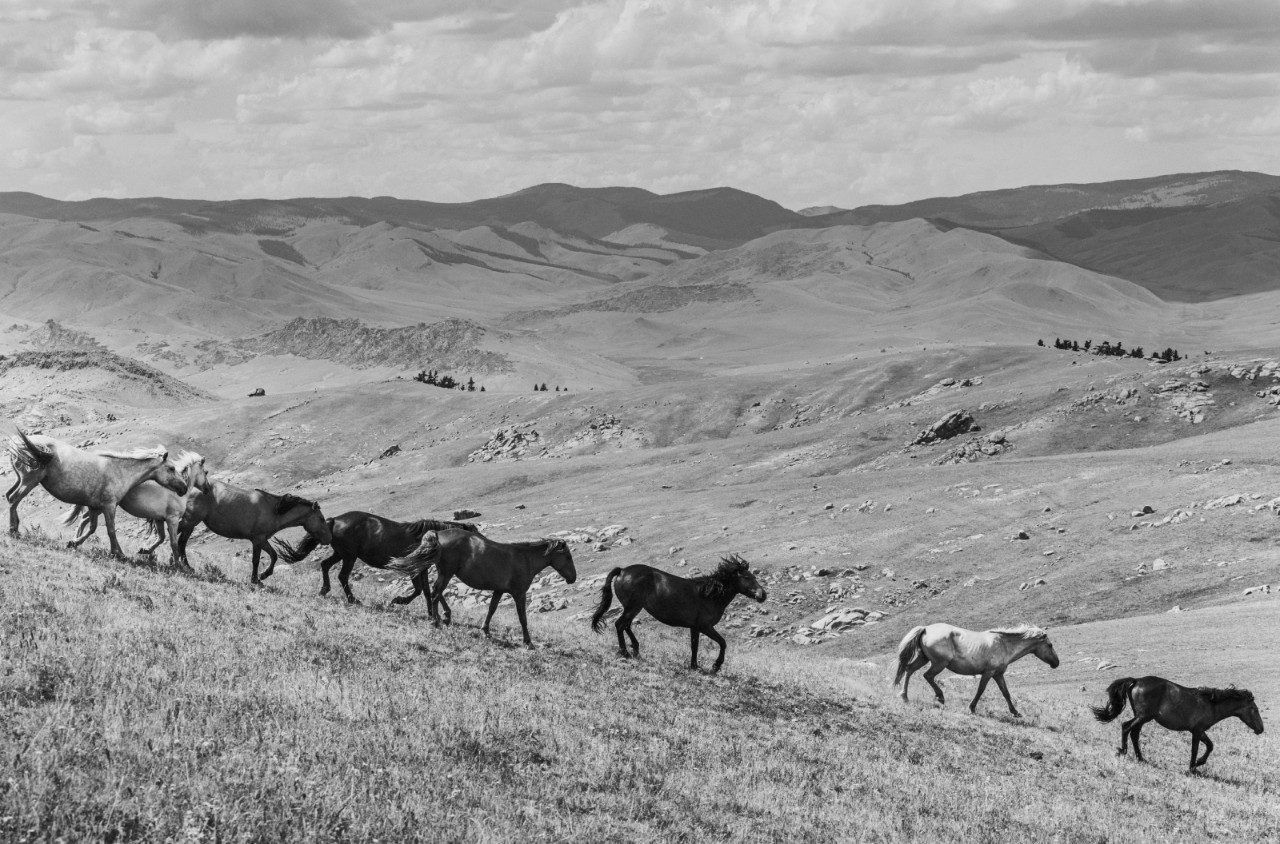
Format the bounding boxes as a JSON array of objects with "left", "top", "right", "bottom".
[{"left": 121, "top": 485, "right": 171, "bottom": 520}]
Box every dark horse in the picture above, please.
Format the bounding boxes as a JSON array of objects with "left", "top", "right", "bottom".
[
  {"left": 274, "top": 511, "right": 477, "bottom": 603},
  {"left": 1093, "top": 676, "right": 1264, "bottom": 771},
  {"left": 590, "top": 555, "right": 767, "bottom": 672},
  {"left": 388, "top": 528, "right": 576, "bottom": 647}
]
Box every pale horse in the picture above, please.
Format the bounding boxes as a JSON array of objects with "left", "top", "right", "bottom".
[
  {"left": 63, "top": 450, "right": 210, "bottom": 568},
  {"left": 5, "top": 430, "right": 188, "bottom": 558},
  {"left": 894, "top": 623, "right": 1060, "bottom": 716}
]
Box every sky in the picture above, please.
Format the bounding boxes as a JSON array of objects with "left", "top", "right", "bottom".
[{"left": 1, "top": 0, "right": 1278, "bottom": 208}]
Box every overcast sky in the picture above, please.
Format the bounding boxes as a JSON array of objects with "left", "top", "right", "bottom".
[{"left": 2, "top": 0, "right": 1278, "bottom": 208}]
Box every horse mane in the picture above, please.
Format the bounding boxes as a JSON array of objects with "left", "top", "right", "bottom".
[
  {"left": 989, "top": 624, "right": 1048, "bottom": 641},
  {"left": 697, "top": 553, "right": 750, "bottom": 599},
  {"left": 261, "top": 491, "right": 316, "bottom": 514},
  {"left": 96, "top": 445, "right": 167, "bottom": 461},
  {"left": 1200, "top": 686, "right": 1254, "bottom": 705},
  {"left": 503, "top": 538, "right": 561, "bottom": 553},
  {"left": 407, "top": 519, "right": 479, "bottom": 538},
  {"left": 169, "top": 450, "right": 204, "bottom": 475}
]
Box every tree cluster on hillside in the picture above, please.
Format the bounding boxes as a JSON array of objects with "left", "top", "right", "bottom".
[
  {"left": 533, "top": 384, "right": 568, "bottom": 392},
  {"left": 416, "top": 370, "right": 483, "bottom": 391},
  {"left": 1041, "top": 338, "right": 1180, "bottom": 362}
]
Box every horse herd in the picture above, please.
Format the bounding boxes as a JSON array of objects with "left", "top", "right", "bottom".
[{"left": 4, "top": 431, "right": 1266, "bottom": 772}]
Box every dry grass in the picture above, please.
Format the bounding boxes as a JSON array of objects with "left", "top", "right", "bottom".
[{"left": 3, "top": 534, "right": 1280, "bottom": 842}]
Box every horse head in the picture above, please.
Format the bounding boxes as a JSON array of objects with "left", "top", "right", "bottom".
[
  {"left": 173, "top": 451, "right": 210, "bottom": 495},
  {"left": 273, "top": 494, "right": 333, "bottom": 545},
  {"left": 1230, "top": 690, "right": 1264, "bottom": 734},
  {"left": 1031, "top": 632, "right": 1060, "bottom": 668},
  {"left": 544, "top": 539, "right": 577, "bottom": 583},
  {"left": 722, "top": 553, "right": 767, "bottom": 602},
  {"left": 151, "top": 451, "right": 189, "bottom": 496}
]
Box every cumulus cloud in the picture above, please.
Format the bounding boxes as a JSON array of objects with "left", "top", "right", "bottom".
[{"left": 0, "top": 0, "right": 1278, "bottom": 207}]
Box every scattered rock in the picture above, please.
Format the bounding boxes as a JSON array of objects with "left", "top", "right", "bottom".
[
  {"left": 453, "top": 509, "right": 482, "bottom": 520},
  {"left": 1013, "top": 530, "right": 1030, "bottom": 540},
  {"left": 248, "top": 387, "right": 265, "bottom": 397},
  {"left": 1243, "top": 585, "right": 1272, "bottom": 596},
  {"left": 379, "top": 444, "right": 401, "bottom": 459}
]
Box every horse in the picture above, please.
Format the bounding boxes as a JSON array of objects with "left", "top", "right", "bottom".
[
  {"left": 894, "top": 623, "right": 1060, "bottom": 716},
  {"left": 6, "top": 431, "right": 188, "bottom": 558},
  {"left": 175, "top": 480, "right": 332, "bottom": 583},
  {"left": 1092, "top": 676, "right": 1264, "bottom": 771},
  {"left": 63, "top": 451, "right": 211, "bottom": 567},
  {"left": 272, "top": 511, "right": 478, "bottom": 603},
  {"left": 590, "top": 555, "right": 768, "bottom": 672},
  {"left": 387, "top": 528, "right": 576, "bottom": 647}
]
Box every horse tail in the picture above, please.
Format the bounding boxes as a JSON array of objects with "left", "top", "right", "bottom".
[
  {"left": 386, "top": 531, "right": 441, "bottom": 579},
  {"left": 590, "top": 567, "right": 623, "bottom": 633},
  {"left": 143, "top": 519, "right": 163, "bottom": 541},
  {"left": 894, "top": 625, "right": 928, "bottom": 687},
  {"left": 62, "top": 504, "right": 86, "bottom": 526},
  {"left": 1092, "top": 678, "right": 1138, "bottom": 722},
  {"left": 274, "top": 526, "right": 325, "bottom": 564},
  {"left": 8, "top": 430, "right": 53, "bottom": 471}
]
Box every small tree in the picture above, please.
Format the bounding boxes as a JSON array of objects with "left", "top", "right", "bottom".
[
  {"left": 467, "top": 377, "right": 475, "bottom": 392},
  {"left": 1083, "top": 340, "right": 1092, "bottom": 351},
  {"left": 540, "top": 383, "right": 548, "bottom": 392},
  {"left": 1037, "top": 339, "right": 1044, "bottom": 347}
]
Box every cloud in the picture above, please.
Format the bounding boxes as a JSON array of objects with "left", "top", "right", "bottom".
[{"left": 0, "top": 0, "right": 1278, "bottom": 208}]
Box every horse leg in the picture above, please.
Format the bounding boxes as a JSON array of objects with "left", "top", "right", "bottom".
[
  {"left": 969, "top": 673, "right": 993, "bottom": 714},
  {"left": 899, "top": 653, "right": 929, "bottom": 702},
  {"left": 993, "top": 673, "right": 1021, "bottom": 718},
  {"left": 176, "top": 522, "right": 200, "bottom": 569},
  {"left": 258, "top": 542, "right": 279, "bottom": 581},
  {"left": 389, "top": 576, "right": 422, "bottom": 606},
  {"left": 250, "top": 543, "right": 263, "bottom": 584},
  {"left": 624, "top": 618, "right": 640, "bottom": 656},
  {"left": 1118, "top": 717, "right": 1137, "bottom": 756},
  {"left": 614, "top": 607, "right": 639, "bottom": 658},
  {"left": 1192, "top": 730, "right": 1213, "bottom": 770},
  {"left": 337, "top": 556, "right": 358, "bottom": 604},
  {"left": 67, "top": 509, "right": 100, "bottom": 549},
  {"left": 689, "top": 628, "right": 700, "bottom": 670},
  {"left": 7, "top": 475, "right": 41, "bottom": 534},
  {"left": 704, "top": 627, "right": 728, "bottom": 673},
  {"left": 923, "top": 661, "right": 947, "bottom": 705},
  {"left": 512, "top": 592, "right": 532, "bottom": 647},
  {"left": 100, "top": 506, "right": 125, "bottom": 558},
  {"left": 483, "top": 591, "right": 503, "bottom": 636},
  {"left": 1130, "top": 719, "right": 1150, "bottom": 762},
  {"left": 316, "top": 552, "right": 340, "bottom": 596},
  {"left": 140, "top": 521, "right": 165, "bottom": 557},
  {"left": 431, "top": 573, "right": 453, "bottom": 625}
]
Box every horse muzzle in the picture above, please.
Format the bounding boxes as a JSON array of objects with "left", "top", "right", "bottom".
[{"left": 754, "top": 589, "right": 768, "bottom": 603}]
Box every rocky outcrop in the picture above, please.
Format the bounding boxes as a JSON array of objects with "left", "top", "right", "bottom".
[
  {"left": 910, "top": 410, "right": 976, "bottom": 445},
  {"left": 197, "top": 317, "right": 511, "bottom": 373},
  {"left": 468, "top": 425, "right": 544, "bottom": 462}
]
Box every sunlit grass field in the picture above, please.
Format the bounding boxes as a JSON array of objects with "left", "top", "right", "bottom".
[{"left": 2, "top": 533, "right": 1279, "bottom": 842}]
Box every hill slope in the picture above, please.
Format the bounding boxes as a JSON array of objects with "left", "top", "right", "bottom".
[{"left": 3, "top": 536, "right": 1278, "bottom": 841}]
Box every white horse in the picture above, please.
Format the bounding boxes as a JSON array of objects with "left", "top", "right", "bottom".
[
  {"left": 6, "top": 430, "right": 188, "bottom": 558},
  {"left": 63, "top": 450, "right": 210, "bottom": 568},
  {"left": 894, "top": 623, "right": 1060, "bottom": 716}
]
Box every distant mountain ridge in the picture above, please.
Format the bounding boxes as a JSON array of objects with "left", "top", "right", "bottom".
[{"left": 0, "top": 183, "right": 803, "bottom": 251}]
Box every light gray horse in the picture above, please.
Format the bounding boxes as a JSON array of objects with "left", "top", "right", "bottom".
[
  {"left": 6, "top": 431, "right": 188, "bottom": 558},
  {"left": 176, "top": 480, "right": 332, "bottom": 583},
  {"left": 64, "top": 450, "right": 210, "bottom": 567},
  {"left": 894, "top": 622, "right": 1060, "bottom": 716}
]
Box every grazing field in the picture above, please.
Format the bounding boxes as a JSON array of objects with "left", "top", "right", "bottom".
[{"left": 3, "top": 535, "right": 1279, "bottom": 842}]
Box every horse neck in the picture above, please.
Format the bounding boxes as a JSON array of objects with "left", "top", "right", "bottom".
[
  {"left": 1207, "top": 697, "right": 1250, "bottom": 726},
  {"left": 996, "top": 633, "right": 1040, "bottom": 664},
  {"left": 112, "top": 455, "right": 164, "bottom": 486}
]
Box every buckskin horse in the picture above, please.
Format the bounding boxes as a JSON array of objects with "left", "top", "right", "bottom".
[
  {"left": 6, "top": 431, "right": 188, "bottom": 558},
  {"left": 895, "top": 622, "right": 1060, "bottom": 716}
]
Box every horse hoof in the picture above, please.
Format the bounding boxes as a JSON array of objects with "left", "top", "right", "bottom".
[{"left": 65, "top": 541, "right": 76, "bottom": 548}]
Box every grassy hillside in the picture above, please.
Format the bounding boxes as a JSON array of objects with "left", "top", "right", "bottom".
[{"left": 3, "top": 535, "right": 1279, "bottom": 841}]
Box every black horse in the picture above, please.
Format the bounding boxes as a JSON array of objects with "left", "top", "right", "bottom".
[
  {"left": 1093, "top": 676, "right": 1264, "bottom": 771},
  {"left": 274, "top": 511, "right": 476, "bottom": 603},
  {"left": 590, "top": 555, "right": 767, "bottom": 672}
]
